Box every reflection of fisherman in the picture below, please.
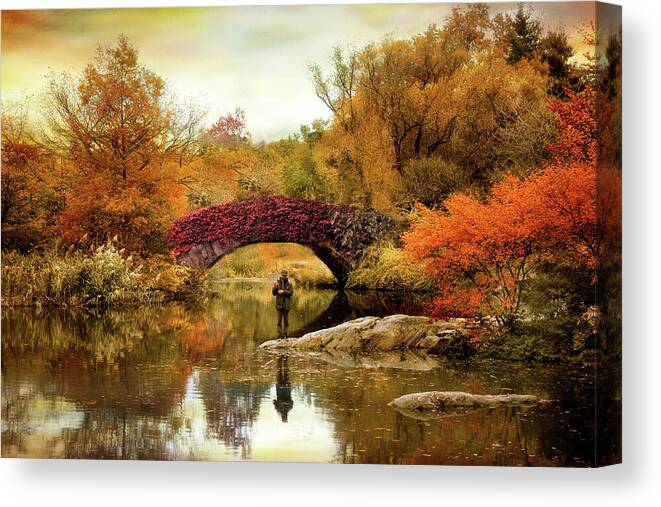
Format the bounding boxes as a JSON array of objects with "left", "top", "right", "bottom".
[
  {"left": 273, "top": 355, "right": 293, "bottom": 422},
  {"left": 272, "top": 270, "right": 294, "bottom": 339}
]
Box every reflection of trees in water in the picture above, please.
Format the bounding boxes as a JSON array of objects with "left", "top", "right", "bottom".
[
  {"left": 2, "top": 307, "right": 190, "bottom": 458},
  {"left": 384, "top": 406, "right": 544, "bottom": 466},
  {"left": 344, "top": 290, "right": 429, "bottom": 317},
  {"left": 2, "top": 285, "right": 604, "bottom": 464},
  {"left": 3, "top": 296, "right": 324, "bottom": 459},
  {"left": 62, "top": 408, "right": 172, "bottom": 460},
  {"left": 302, "top": 358, "right": 600, "bottom": 466},
  {"left": 2, "top": 316, "right": 191, "bottom": 410},
  {"left": 195, "top": 371, "right": 270, "bottom": 458},
  {"left": 2, "top": 329, "right": 192, "bottom": 458},
  {"left": 2, "top": 365, "right": 190, "bottom": 459},
  {"left": 1, "top": 286, "right": 427, "bottom": 366},
  {"left": 2, "top": 306, "right": 164, "bottom": 363},
  {"left": 2, "top": 288, "right": 339, "bottom": 458},
  {"left": 524, "top": 363, "right": 621, "bottom": 466},
  {"left": 595, "top": 364, "right": 622, "bottom": 465}
]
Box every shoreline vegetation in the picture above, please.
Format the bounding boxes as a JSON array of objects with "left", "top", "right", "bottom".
[
  {"left": 1, "top": 241, "right": 207, "bottom": 308},
  {"left": 1, "top": 245, "right": 606, "bottom": 364},
  {"left": 0, "top": 240, "right": 438, "bottom": 308},
  {"left": 2, "top": 4, "right": 621, "bottom": 364}
]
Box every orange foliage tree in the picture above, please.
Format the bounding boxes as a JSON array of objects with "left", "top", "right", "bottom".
[
  {"left": 1, "top": 106, "right": 62, "bottom": 251},
  {"left": 403, "top": 85, "right": 600, "bottom": 327},
  {"left": 44, "top": 36, "right": 203, "bottom": 254}
]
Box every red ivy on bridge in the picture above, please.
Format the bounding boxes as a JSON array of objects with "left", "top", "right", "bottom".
[{"left": 167, "top": 195, "right": 392, "bottom": 262}]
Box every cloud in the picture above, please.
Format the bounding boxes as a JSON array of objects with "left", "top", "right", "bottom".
[{"left": 2, "top": 3, "right": 598, "bottom": 141}]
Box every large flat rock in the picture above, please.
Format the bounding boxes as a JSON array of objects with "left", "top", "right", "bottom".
[
  {"left": 268, "top": 349, "right": 444, "bottom": 371},
  {"left": 389, "top": 391, "right": 547, "bottom": 419},
  {"left": 259, "top": 314, "right": 475, "bottom": 358}
]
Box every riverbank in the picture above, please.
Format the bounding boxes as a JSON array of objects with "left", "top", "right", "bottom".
[
  {"left": 1, "top": 241, "right": 435, "bottom": 308},
  {"left": 2, "top": 249, "right": 602, "bottom": 364},
  {"left": 1, "top": 245, "right": 207, "bottom": 308}
]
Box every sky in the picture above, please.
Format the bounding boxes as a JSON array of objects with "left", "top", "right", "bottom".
[{"left": 1, "top": 2, "right": 600, "bottom": 141}]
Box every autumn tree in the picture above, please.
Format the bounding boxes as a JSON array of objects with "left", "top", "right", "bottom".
[
  {"left": 503, "top": 4, "right": 542, "bottom": 64},
  {"left": 188, "top": 141, "right": 286, "bottom": 208},
  {"left": 397, "top": 158, "right": 467, "bottom": 209},
  {"left": 205, "top": 108, "right": 251, "bottom": 146},
  {"left": 189, "top": 109, "right": 334, "bottom": 209},
  {"left": 276, "top": 138, "right": 336, "bottom": 202},
  {"left": 187, "top": 107, "right": 299, "bottom": 209},
  {"left": 43, "top": 35, "right": 203, "bottom": 253},
  {"left": 403, "top": 86, "right": 600, "bottom": 328},
  {"left": 309, "top": 46, "right": 371, "bottom": 207},
  {"left": 403, "top": 164, "right": 597, "bottom": 327},
  {"left": 1, "top": 103, "right": 62, "bottom": 251},
  {"left": 494, "top": 6, "right": 579, "bottom": 96},
  {"left": 299, "top": 118, "right": 330, "bottom": 147},
  {"left": 602, "top": 33, "right": 622, "bottom": 100},
  {"left": 539, "top": 30, "right": 575, "bottom": 96},
  {"left": 547, "top": 85, "right": 596, "bottom": 164},
  {"left": 310, "top": 4, "right": 555, "bottom": 212}
]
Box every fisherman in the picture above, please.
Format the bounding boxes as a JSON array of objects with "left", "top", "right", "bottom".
[{"left": 272, "top": 269, "right": 294, "bottom": 338}]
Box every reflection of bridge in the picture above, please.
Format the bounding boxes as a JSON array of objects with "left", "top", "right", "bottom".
[
  {"left": 168, "top": 196, "right": 395, "bottom": 285},
  {"left": 292, "top": 290, "right": 353, "bottom": 337}
]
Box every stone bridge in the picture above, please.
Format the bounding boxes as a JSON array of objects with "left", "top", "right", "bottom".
[{"left": 168, "top": 196, "right": 396, "bottom": 285}]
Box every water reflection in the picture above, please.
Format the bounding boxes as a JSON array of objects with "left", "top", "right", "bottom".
[
  {"left": 273, "top": 356, "right": 293, "bottom": 423},
  {"left": 1, "top": 281, "right": 619, "bottom": 465}
]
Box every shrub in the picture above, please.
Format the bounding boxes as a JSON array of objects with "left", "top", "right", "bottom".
[
  {"left": 1, "top": 242, "right": 208, "bottom": 307},
  {"left": 397, "top": 158, "right": 469, "bottom": 209},
  {"left": 2, "top": 242, "right": 144, "bottom": 307},
  {"left": 347, "top": 241, "right": 436, "bottom": 291},
  {"left": 142, "top": 255, "right": 209, "bottom": 300},
  {"left": 517, "top": 262, "right": 594, "bottom": 345}
]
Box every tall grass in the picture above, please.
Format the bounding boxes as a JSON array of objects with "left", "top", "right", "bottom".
[{"left": 1, "top": 242, "right": 207, "bottom": 307}]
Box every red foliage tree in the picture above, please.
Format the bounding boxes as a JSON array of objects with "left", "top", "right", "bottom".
[
  {"left": 206, "top": 108, "right": 250, "bottom": 146},
  {"left": 546, "top": 85, "right": 596, "bottom": 164},
  {"left": 403, "top": 86, "right": 602, "bottom": 326}
]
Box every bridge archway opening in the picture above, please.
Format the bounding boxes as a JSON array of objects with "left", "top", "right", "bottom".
[{"left": 207, "top": 242, "right": 340, "bottom": 285}]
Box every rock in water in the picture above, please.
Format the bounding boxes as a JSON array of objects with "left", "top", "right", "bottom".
[
  {"left": 389, "top": 391, "right": 546, "bottom": 419},
  {"left": 258, "top": 315, "right": 475, "bottom": 358},
  {"left": 274, "top": 349, "right": 444, "bottom": 371}
]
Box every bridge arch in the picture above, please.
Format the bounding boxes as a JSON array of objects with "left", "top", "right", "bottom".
[{"left": 168, "top": 196, "right": 396, "bottom": 285}]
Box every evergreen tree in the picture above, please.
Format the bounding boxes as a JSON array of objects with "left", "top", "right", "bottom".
[
  {"left": 506, "top": 4, "right": 542, "bottom": 64},
  {"left": 540, "top": 30, "right": 574, "bottom": 96}
]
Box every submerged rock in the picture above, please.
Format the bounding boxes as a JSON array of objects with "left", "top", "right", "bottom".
[
  {"left": 259, "top": 314, "right": 475, "bottom": 358},
  {"left": 389, "top": 391, "right": 547, "bottom": 419},
  {"left": 274, "top": 349, "right": 444, "bottom": 371}
]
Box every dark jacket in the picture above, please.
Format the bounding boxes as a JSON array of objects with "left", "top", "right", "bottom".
[{"left": 272, "top": 277, "right": 294, "bottom": 311}]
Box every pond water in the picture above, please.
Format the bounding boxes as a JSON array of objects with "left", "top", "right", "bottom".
[{"left": 1, "top": 281, "right": 619, "bottom": 465}]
